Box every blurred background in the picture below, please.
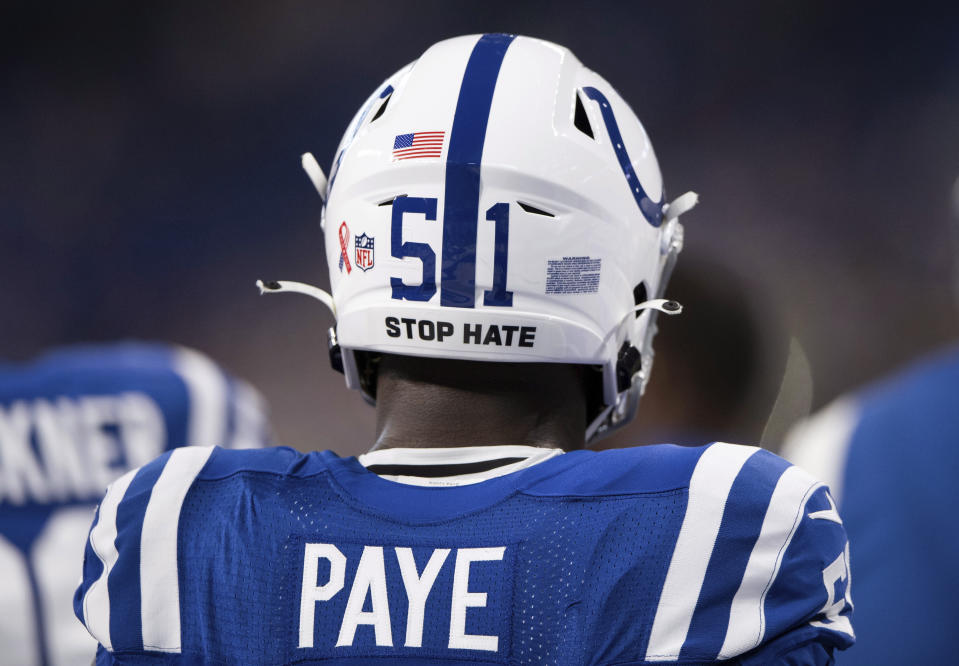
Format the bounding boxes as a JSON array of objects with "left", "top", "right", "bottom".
[{"left": 3, "top": 0, "right": 957, "bottom": 455}]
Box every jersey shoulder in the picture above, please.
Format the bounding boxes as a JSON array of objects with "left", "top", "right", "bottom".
[
  {"left": 0, "top": 342, "right": 270, "bottom": 447},
  {"left": 0, "top": 343, "right": 272, "bottom": 509},
  {"left": 782, "top": 345, "right": 959, "bottom": 501},
  {"left": 850, "top": 345, "right": 959, "bottom": 456},
  {"left": 525, "top": 441, "right": 787, "bottom": 499},
  {"left": 1, "top": 342, "right": 178, "bottom": 403},
  {"left": 74, "top": 445, "right": 305, "bottom": 654},
  {"left": 645, "top": 444, "right": 854, "bottom": 661},
  {"left": 544, "top": 443, "right": 853, "bottom": 662},
  {"left": 784, "top": 349, "right": 959, "bottom": 663},
  {"left": 862, "top": 344, "right": 959, "bottom": 409}
]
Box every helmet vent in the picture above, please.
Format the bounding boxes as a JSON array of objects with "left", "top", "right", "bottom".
[
  {"left": 574, "top": 91, "right": 594, "bottom": 139},
  {"left": 633, "top": 282, "right": 648, "bottom": 318},
  {"left": 517, "top": 201, "right": 555, "bottom": 217},
  {"left": 369, "top": 93, "right": 392, "bottom": 123},
  {"left": 377, "top": 194, "right": 407, "bottom": 206}
]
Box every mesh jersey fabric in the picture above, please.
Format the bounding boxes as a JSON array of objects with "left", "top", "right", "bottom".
[
  {"left": 76, "top": 443, "right": 854, "bottom": 665},
  {"left": 0, "top": 343, "right": 272, "bottom": 666}
]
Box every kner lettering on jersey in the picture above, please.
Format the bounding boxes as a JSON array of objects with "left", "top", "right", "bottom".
[
  {"left": 297, "top": 541, "right": 512, "bottom": 657},
  {"left": 0, "top": 393, "right": 165, "bottom": 505},
  {"left": 385, "top": 316, "right": 536, "bottom": 347}
]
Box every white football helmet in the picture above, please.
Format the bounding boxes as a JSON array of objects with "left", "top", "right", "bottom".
[{"left": 261, "top": 34, "right": 697, "bottom": 442}]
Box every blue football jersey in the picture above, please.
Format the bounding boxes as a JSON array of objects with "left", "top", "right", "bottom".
[
  {"left": 783, "top": 345, "right": 959, "bottom": 664},
  {"left": 75, "top": 442, "right": 852, "bottom": 665},
  {"left": 0, "top": 343, "right": 272, "bottom": 666}
]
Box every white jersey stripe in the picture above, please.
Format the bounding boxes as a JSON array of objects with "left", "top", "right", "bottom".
[
  {"left": 719, "top": 465, "right": 821, "bottom": 658},
  {"left": 172, "top": 347, "right": 229, "bottom": 447},
  {"left": 139, "top": 446, "right": 215, "bottom": 652},
  {"left": 645, "top": 443, "right": 759, "bottom": 661},
  {"left": 82, "top": 468, "right": 138, "bottom": 651}
]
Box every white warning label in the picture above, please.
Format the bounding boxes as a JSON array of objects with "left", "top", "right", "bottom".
[{"left": 545, "top": 256, "right": 602, "bottom": 294}]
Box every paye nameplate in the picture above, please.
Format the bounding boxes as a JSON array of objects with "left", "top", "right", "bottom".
[{"left": 285, "top": 536, "right": 515, "bottom": 662}]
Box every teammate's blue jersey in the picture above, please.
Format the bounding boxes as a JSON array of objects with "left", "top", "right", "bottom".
[
  {"left": 76, "top": 442, "right": 853, "bottom": 665},
  {"left": 0, "top": 343, "right": 272, "bottom": 666},
  {"left": 783, "top": 345, "right": 959, "bottom": 664}
]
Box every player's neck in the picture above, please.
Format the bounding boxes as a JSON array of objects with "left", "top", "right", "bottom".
[{"left": 371, "top": 354, "right": 588, "bottom": 453}]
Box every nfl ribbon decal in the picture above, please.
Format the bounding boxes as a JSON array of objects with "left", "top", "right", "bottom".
[{"left": 338, "top": 222, "right": 352, "bottom": 273}]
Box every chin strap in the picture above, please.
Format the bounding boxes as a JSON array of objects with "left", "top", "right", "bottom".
[
  {"left": 632, "top": 298, "right": 683, "bottom": 316},
  {"left": 663, "top": 191, "right": 698, "bottom": 221},
  {"left": 607, "top": 298, "right": 684, "bottom": 400},
  {"left": 255, "top": 279, "right": 336, "bottom": 319},
  {"left": 301, "top": 153, "right": 328, "bottom": 202},
  {"left": 256, "top": 279, "right": 349, "bottom": 382},
  {"left": 599, "top": 298, "right": 684, "bottom": 350}
]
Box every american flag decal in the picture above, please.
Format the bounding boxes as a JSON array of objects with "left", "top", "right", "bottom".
[{"left": 392, "top": 131, "right": 445, "bottom": 161}]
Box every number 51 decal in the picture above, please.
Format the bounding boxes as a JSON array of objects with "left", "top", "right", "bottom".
[{"left": 390, "top": 197, "right": 512, "bottom": 307}]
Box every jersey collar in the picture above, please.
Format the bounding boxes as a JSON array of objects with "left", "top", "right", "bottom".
[
  {"left": 320, "top": 447, "right": 583, "bottom": 523},
  {"left": 357, "top": 445, "right": 564, "bottom": 487}
]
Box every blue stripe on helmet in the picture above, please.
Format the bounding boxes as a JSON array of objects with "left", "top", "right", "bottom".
[
  {"left": 582, "top": 86, "right": 664, "bottom": 227},
  {"left": 441, "top": 33, "right": 516, "bottom": 308}
]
